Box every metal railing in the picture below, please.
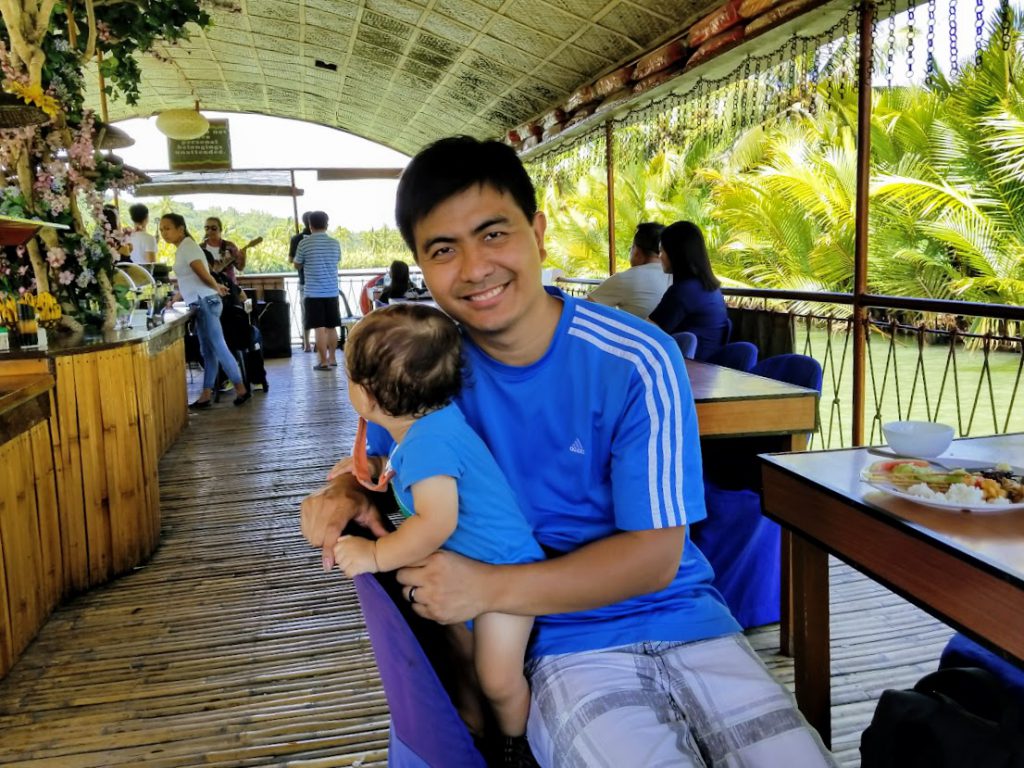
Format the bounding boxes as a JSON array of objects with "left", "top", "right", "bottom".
[{"left": 556, "top": 277, "right": 1023, "bottom": 447}]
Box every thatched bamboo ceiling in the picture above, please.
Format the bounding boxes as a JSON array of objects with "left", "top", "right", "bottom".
[{"left": 83, "top": 0, "right": 717, "bottom": 157}]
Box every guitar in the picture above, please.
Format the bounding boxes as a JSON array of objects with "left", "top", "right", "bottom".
[{"left": 208, "top": 236, "right": 263, "bottom": 273}]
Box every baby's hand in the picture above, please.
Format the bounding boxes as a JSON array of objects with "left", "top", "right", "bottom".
[{"left": 334, "top": 536, "right": 378, "bottom": 577}]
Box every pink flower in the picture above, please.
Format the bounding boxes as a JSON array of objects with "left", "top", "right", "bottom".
[
  {"left": 58, "top": 270, "right": 74, "bottom": 285},
  {"left": 46, "top": 247, "right": 66, "bottom": 268}
]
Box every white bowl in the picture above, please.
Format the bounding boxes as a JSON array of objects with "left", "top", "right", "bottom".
[{"left": 882, "top": 420, "right": 954, "bottom": 458}]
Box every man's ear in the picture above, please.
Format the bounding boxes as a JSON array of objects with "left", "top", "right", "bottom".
[{"left": 532, "top": 210, "right": 548, "bottom": 263}]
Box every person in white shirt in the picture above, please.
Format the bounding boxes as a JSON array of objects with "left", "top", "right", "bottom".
[
  {"left": 587, "top": 222, "right": 669, "bottom": 318},
  {"left": 128, "top": 203, "right": 157, "bottom": 264}
]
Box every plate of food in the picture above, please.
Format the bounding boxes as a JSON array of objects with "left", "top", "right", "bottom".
[{"left": 861, "top": 459, "right": 1024, "bottom": 512}]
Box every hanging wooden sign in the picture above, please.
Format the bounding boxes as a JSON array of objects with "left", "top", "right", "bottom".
[{"left": 168, "top": 119, "right": 232, "bottom": 170}]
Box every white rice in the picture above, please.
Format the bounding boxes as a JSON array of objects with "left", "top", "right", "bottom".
[
  {"left": 907, "top": 482, "right": 939, "bottom": 500},
  {"left": 907, "top": 481, "right": 986, "bottom": 505}
]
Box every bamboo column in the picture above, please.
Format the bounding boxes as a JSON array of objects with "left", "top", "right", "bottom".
[{"left": 851, "top": 1, "right": 875, "bottom": 446}]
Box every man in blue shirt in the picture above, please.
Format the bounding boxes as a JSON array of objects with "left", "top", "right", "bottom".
[{"left": 300, "top": 137, "right": 834, "bottom": 767}]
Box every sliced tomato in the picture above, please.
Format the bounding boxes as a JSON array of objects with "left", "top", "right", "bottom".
[{"left": 868, "top": 459, "right": 931, "bottom": 473}]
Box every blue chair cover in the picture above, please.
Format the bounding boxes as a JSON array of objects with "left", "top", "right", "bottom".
[
  {"left": 705, "top": 341, "right": 759, "bottom": 372},
  {"left": 696, "top": 353, "right": 823, "bottom": 629},
  {"left": 751, "top": 353, "right": 823, "bottom": 392},
  {"left": 353, "top": 573, "right": 487, "bottom": 768},
  {"left": 672, "top": 331, "right": 698, "bottom": 359},
  {"left": 940, "top": 632, "right": 1024, "bottom": 704},
  {"left": 693, "top": 482, "right": 781, "bottom": 628}
]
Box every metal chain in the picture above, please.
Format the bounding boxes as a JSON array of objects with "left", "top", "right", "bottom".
[
  {"left": 740, "top": 57, "right": 752, "bottom": 129},
  {"left": 751, "top": 55, "right": 762, "bottom": 125},
  {"left": 976, "top": 0, "right": 985, "bottom": 66},
  {"left": 807, "top": 37, "right": 819, "bottom": 114},
  {"left": 1001, "top": 0, "right": 1011, "bottom": 51},
  {"left": 949, "top": 0, "right": 959, "bottom": 77},
  {"left": 887, "top": 0, "right": 897, "bottom": 87},
  {"left": 926, "top": 0, "right": 936, "bottom": 84},
  {"left": 907, "top": 2, "right": 916, "bottom": 82},
  {"left": 763, "top": 49, "right": 776, "bottom": 119},
  {"left": 791, "top": 35, "right": 801, "bottom": 103}
]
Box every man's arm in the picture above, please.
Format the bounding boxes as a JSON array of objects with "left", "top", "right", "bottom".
[
  {"left": 234, "top": 243, "right": 247, "bottom": 272},
  {"left": 397, "top": 526, "right": 684, "bottom": 624},
  {"left": 587, "top": 272, "right": 625, "bottom": 308}
]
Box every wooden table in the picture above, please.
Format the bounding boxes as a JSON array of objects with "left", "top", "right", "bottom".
[
  {"left": 686, "top": 359, "right": 818, "bottom": 446},
  {"left": 760, "top": 434, "right": 1024, "bottom": 747}
]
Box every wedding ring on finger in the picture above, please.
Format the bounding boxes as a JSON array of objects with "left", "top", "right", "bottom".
[{"left": 407, "top": 586, "right": 418, "bottom": 605}]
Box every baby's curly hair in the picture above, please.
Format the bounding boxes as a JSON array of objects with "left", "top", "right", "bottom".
[{"left": 344, "top": 303, "right": 463, "bottom": 418}]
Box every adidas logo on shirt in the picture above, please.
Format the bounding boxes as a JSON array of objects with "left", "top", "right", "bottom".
[{"left": 569, "top": 438, "right": 585, "bottom": 455}]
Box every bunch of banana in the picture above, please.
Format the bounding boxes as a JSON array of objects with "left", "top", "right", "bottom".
[
  {"left": 33, "top": 292, "right": 61, "bottom": 322},
  {"left": 0, "top": 297, "right": 17, "bottom": 326}
]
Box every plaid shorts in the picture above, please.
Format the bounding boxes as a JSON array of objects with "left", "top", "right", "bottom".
[{"left": 525, "top": 633, "right": 836, "bottom": 767}]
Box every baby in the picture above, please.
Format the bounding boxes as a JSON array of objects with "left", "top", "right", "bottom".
[{"left": 332, "top": 302, "right": 544, "bottom": 758}]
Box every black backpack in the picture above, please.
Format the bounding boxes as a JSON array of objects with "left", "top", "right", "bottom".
[{"left": 861, "top": 666, "right": 1024, "bottom": 768}]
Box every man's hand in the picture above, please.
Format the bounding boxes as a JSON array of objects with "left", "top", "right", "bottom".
[
  {"left": 334, "top": 536, "right": 379, "bottom": 577},
  {"left": 326, "top": 455, "right": 354, "bottom": 480},
  {"left": 299, "top": 474, "right": 389, "bottom": 570},
  {"left": 396, "top": 550, "right": 494, "bottom": 624}
]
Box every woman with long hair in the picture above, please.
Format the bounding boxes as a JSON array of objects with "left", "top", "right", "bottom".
[
  {"left": 649, "top": 220, "right": 730, "bottom": 360},
  {"left": 162, "top": 213, "right": 250, "bottom": 408},
  {"left": 379, "top": 260, "right": 411, "bottom": 304}
]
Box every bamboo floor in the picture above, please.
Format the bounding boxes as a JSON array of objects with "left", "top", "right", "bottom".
[{"left": 0, "top": 353, "right": 952, "bottom": 767}]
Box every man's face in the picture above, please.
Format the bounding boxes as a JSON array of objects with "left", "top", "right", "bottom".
[
  {"left": 628, "top": 244, "right": 643, "bottom": 268},
  {"left": 412, "top": 184, "right": 548, "bottom": 340}
]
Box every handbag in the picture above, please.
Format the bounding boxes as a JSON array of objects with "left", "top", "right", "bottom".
[{"left": 861, "top": 666, "right": 1024, "bottom": 767}]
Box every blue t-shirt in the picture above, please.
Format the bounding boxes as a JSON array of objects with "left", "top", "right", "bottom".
[
  {"left": 294, "top": 232, "right": 341, "bottom": 298},
  {"left": 649, "top": 277, "right": 729, "bottom": 360},
  {"left": 388, "top": 404, "right": 544, "bottom": 567},
  {"left": 368, "top": 289, "right": 739, "bottom": 657}
]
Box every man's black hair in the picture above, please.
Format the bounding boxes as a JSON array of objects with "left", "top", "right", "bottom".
[
  {"left": 308, "top": 210, "right": 329, "bottom": 230},
  {"left": 395, "top": 136, "right": 537, "bottom": 255},
  {"left": 633, "top": 222, "right": 664, "bottom": 257},
  {"left": 128, "top": 203, "right": 149, "bottom": 225}
]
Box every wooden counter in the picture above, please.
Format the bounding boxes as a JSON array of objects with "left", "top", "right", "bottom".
[{"left": 0, "top": 314, "right": 190, "bottom": 678}]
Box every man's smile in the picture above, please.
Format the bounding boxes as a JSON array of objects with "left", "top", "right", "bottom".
[{"left": 462, "top": 282, "right": 508, "bottom": 303}]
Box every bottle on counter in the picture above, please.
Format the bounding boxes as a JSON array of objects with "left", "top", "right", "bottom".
[{"left": 0, "top": 326, "right": 8, "bottom": 352}]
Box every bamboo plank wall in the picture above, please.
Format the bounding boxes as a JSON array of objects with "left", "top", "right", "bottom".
[
  {"left": 0, "top": 329, "right": 188, "bottom": 679},
  {"left": 0, "top": 419, "right": 61, "bottom": 679},
  {"left": 52, "top": 345, "right": 161, "bottom": 591}
]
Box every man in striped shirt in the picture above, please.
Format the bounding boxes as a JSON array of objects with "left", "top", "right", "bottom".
[{"left": 294, "top": 210, "right": 342, "bottom": 370}]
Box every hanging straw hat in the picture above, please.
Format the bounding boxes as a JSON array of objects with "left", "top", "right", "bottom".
[
  {"left": 93, "top": 121, "right": 135, "bottom": 149},
  {"left": 0, "top": 91, "right": 49, "bottom": 129}
]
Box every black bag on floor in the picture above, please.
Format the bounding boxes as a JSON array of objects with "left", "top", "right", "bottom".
[
  {"left": 245, "top": 326, "right": 268, "bottom": 391},
  {"left": 861, "top": 666, "right": 1024, "bottom": 768}
]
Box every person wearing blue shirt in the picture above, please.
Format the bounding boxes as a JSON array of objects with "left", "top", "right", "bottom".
[
  {"left": 331, "top": 303, "right": 543, "bottom": 764},
  {"left": 300, "top": 137, "right": 835, "bottom": 767},
  {"left": 649, "top": 220, "right": 730, "bottom": 361}
]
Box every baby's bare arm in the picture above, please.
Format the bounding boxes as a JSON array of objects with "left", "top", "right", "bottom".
[{"left": 373, "top": 475, "right": 457, "bottom": 572}]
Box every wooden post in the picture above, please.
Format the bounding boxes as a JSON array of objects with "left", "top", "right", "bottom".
[
  {"left": 96, "top": 52, "right": 118, "bottom": 209},
  {"left": 290, "top": 170, "right": 300, "bottom": 233},
  {"left": 851, "top": 1, "right": 875, "bottom": 446},
  {"left": 605, "top": 121, "right": 616, "bottom": 276}
]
